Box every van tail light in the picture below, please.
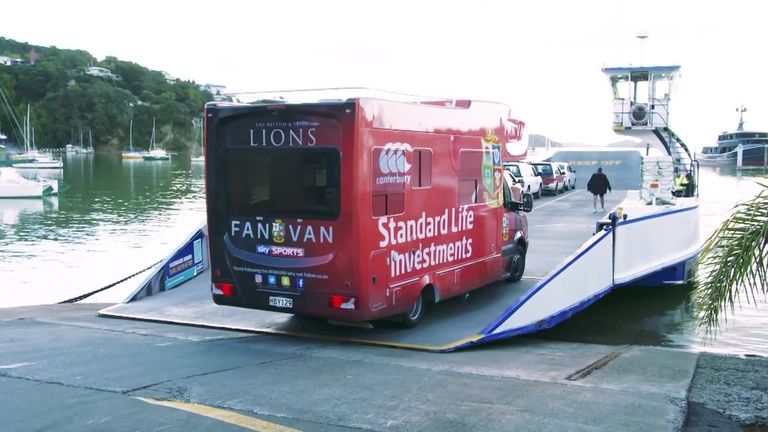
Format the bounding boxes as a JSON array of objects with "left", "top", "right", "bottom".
[
  {"left": 212, "top": 282, "right": 235, "bottom": 297},
  {"left": 329, "top": 295, "right": 357, "bottom": 310}
]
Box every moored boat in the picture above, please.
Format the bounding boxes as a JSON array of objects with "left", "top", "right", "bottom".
[
  {"left": 0, "top": 167, "right": 59, "bottom": 198},
  {"left": 12, "top": 105, "right": 63, "bottom": 169},
  {"left": 122, "top": 118, "right": 147, "bottom": 160},
  {"left": 141, "top": 117, "right": 170, "bottom": 161},
  {"left": 695, "top": 106, "right": 768, "bottom": 167}
]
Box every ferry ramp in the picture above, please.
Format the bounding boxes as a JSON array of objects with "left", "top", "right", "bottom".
[
  {"left": 99, "top": 190, "right": 626, "bottom": 352},
  {"left": 99, "top": 150, "right": 698, "bottom": 352}
]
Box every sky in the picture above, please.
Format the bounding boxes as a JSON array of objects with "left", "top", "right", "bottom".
[{"left": 2, "top": 0, "right": 767, "bottom": 151}]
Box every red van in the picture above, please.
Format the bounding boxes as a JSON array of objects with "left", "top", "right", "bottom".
[
  {"left": 532, "top": 162, "right": 565, "bottom": 195},
  {"left": 205, "top": 95, "right": 532, "bottom": 327}
]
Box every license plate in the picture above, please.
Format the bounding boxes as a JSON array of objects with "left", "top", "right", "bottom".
[{"left": 269, "top": 296, "right": 293, "bottom": 308}]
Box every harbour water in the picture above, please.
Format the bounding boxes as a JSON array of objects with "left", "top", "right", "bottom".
[{"left": 0, "top": 154, "right": 765, "bottom": 356}]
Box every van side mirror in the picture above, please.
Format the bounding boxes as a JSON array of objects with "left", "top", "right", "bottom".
[
  {"left": 503, "top": 182, "right": 513, "bottom": 210},
  {"left": 503, "top": 184, "right": 533, "bottom": 213}
]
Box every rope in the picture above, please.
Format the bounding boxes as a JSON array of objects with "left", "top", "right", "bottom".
[{"left": 58, "top": 259, "right": 163, "bottom": 304}]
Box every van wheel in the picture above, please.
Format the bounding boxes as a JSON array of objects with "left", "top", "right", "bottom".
[
  {"left": 507, "top": 245, "right": 526, "bottom": 282},
  {"left": 535, "top": 186, "right": 542, "bottom": 199},
  {"left": 399, "top": 292, "right": 424, "bottom": 328}
]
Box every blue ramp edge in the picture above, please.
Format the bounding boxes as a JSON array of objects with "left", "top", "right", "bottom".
[
  {"left": 447, "top": 208, "right": 701, "bottom": 352},
  {"left": 480, "top": 230, "right": 612, "bottom": 336}
]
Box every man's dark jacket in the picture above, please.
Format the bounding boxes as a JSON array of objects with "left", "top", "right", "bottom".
[{"left": 587, "top": 173, "right": 611, "bottom": 195}]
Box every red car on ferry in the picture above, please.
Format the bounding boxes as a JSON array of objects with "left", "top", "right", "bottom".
[
  {"left": 204, "top": 92, "right": 532, "bottom": 327},
  {"left": 532, "top": 162, "right": 566, "bottom": 195}
]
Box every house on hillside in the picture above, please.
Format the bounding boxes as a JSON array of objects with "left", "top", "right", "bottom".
[
  {"left": 161, "top": 71, "right": 177, "bottom": 84},
  {"left": 0, "top": 55, "right": 25, "bottom": 66},
  {"left": 85, "top": 66, "right": 120, "bottom": 80},
  {"left": 198, "top": 83, "right": 229, "bottom": 100}
]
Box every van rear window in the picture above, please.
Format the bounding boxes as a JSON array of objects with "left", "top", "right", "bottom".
[
  {"left": 535, "top": 164, "right": 553, "bottom": 176},
  {"left": 226, "top": 148, "right": 340, "bottom": 220},
  {"left": 506, "top": 165, "right": 522, "bottom": 177}
]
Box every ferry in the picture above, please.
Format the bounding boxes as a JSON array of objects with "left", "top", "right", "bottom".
[
  {"left": 99, "top": 65, "right": 702, "bottom": 352},
  {"left": 695, "top": 106, "right": 768, "bottom": 167}
]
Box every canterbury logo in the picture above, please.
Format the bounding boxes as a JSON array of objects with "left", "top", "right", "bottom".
[{"left": 379, "top": 142, "right": 412, "bottom": 174}]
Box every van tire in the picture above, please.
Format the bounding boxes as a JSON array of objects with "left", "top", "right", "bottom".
[
  {"left": 535, "top": 186, "right": 542, "bottom": 199},
  {"left": 507, "top": 245, "right": 526, "bottom": 282},
  {"left": 400, "top": 292, "right": 425, "bottom": 328}
]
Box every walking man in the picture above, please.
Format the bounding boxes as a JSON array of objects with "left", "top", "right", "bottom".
[{"left": 587, "top": 167, "right": 612, "bottom": 213}]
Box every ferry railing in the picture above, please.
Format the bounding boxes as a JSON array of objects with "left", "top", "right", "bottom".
[{"left": 689, "top": 160, "right": 700, "bottom": 198}]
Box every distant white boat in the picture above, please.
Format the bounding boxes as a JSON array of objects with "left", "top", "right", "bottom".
[
  {"left": 0, "top": 167, "right": 59, "bottom": 198},
  {"left": 12, "top": 105, "right": 63, "bottom": 169},
  {"left": 142, "top": 118, "right": 170, "bottom": 161},
  {"left": 78, "top": 129, "right": 94, "bottom": 154},
  {"left": 122, "top": 118, "right": 146, "bottom": 160},
  {"left": 13, "top": 157, "right": 64, "bottom": 169},
  {"left": 191, "top": 117, "right": 204, "bottom": 163}
]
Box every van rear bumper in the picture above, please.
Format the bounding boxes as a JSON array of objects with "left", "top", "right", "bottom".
[{"left": 212, "top": 291, "right": 384, "bottom": 322}]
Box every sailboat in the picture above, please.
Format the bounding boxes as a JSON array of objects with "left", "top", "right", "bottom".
[
  {"left": 0, "top": 166, "right": 59, "bottom": 198},
  {"left": 12, "top": 105, "right": 63, "bottom": 169},
  {"left": 78, "top": 129, "right": 94, "bottom": 154},
  {"left": 191, "top": 117, "right": 204, "bottom": 163},
  {"left": 121, "top": 118, "right": 144, "bottom": 160},
  {"left": 142, "top": 117, "right": 170, "bottom": 161}
]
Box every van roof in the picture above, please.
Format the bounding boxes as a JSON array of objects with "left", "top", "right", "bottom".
[
  {"left": 224, "top": 87, "right": 508, "bottom": 110},
  {"left": 229, "top": 87, "right": 451, "bottom": 105}
]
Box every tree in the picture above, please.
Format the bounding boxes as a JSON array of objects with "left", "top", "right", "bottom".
[
  {"left": 1, "top": 36, "right": 212, "bottom": 152},
  {"left": 692, "top": 181, "right": 768, "bottom": 331}
]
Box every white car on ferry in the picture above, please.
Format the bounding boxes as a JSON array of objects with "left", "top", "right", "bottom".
[
  {"left": 503, "top": 161, "right": 543, "bottom": 198},
  {"left": 556, "top": 162, "right": 577, "bottom": 190}
]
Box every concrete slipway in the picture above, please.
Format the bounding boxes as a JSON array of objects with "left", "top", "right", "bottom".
[{"left": 1, "top": 303, "right": 706, "bottom": 431}]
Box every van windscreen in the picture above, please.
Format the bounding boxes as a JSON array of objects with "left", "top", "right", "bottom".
[{"left": 226, "top": 148, "right": 340, "bottom": 220}]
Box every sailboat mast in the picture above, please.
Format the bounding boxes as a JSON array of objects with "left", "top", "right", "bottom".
[
  {"left": 25, "top": 104, "right": 30, "bottom": 152},
  {"left": 129, "top": 119, "right": 133, "bottom": 151},
  {"left": 150, "top": 117, "right": 156, "bottom": 150}
]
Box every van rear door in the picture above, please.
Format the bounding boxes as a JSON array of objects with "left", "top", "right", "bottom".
[{"left": 206, "top": 102, "right": 358, "bottom": 318}]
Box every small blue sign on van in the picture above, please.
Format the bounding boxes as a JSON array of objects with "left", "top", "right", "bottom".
[{"left": 164, "top": 231, "right": 206, "bottom": 290}]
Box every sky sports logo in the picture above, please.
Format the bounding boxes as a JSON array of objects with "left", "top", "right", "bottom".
[
  {"left": 376, "top": 142, "right": 412, "bottom": 185},
  {"left": 255, "top": 244, "right": 305, "bottom": 257}
]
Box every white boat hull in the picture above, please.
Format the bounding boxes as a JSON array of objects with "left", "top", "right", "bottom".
[
  {"left": 0, "top": 167, "right": 59, "bottom": 198},
  {"left": 13, "top": 161, "right": 64, "bottom": 169}
]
